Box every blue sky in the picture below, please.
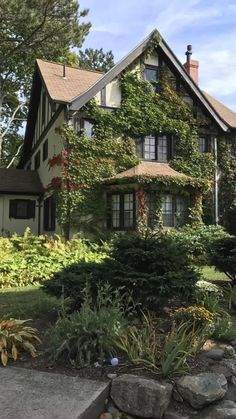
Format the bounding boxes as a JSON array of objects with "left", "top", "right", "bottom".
[{"left": 79, "top": 0, "right": 236, "bottom": 111}]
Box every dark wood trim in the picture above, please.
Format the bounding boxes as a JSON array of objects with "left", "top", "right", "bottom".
[
  {"left": 24, "top": 105, "right": 65, "bottom": 166},
  {"left": 0, "top": 191, "right": 42, "bottom": 196}
]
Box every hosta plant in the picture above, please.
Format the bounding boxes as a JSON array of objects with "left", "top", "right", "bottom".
[{"left": 0, "top": 319, "right": 41, "bottom": 366}]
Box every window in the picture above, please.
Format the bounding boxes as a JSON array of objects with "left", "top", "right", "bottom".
[
  {"left": 108, "top": 193, "right": 135, "bottom": 230},
  {"left": 198, "top": 137, "right": 211, "bottom": 153},
  {"left": 144, "top": 66, "right": 159, "bottom": 83},
  {"left": 43, "top": 196, "right": 56, "bottom": 231},
  {"left": 75, "top": 119, "right": 94, "bottom": 138},
  {"left": 43, "top": 139, "right": 48, "bottom": 161},
  {"left": 34, "top": 150, "right": 40, "bottom": 170},
  {"left": 42, "top": 91, "right": 46, "bottom": 126},
  {"left": 9, "top": 200, "right": 35, "bottom": 219},
  {"left": 137, "top": 135, "right": 173, "bottom": 162},
  {"left": 162, "top": 195, "right": 186, "bottom": 227},
  {"left": 144, "top": 135, "right": 156, "bottom": 160}
]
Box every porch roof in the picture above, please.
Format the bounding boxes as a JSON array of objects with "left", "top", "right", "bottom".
[
  {"left": 106, "top": 162, "right": 190, "bottom": 183},
  {"left": 0, "top": 169, "right": 43, "bottom": 195}
]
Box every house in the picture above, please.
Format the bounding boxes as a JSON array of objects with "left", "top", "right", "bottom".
[{"left": 1, "top": 29, "right": 236, "bottom": 236}]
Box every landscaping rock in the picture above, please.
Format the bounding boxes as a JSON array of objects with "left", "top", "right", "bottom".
[
  {"left": 223, "top": 345, "right": 236, "bottom": 358},
  {"left": 164, "top": 411, "right": 189, "bottom": 419},
  {"left": 202, "top": 400, "right": 236, "bottom": 419},
  {"left": 230, "top": 340, "right": 236, "bottom": 348},
  {"left": 225, "top": 382, "right": 236, "bottom": 402},
  {"left": 172, "top": 389, "right": 184, "bottom": 403},
  {"left": 111, "top": 374, "right": 172, "bottom": 418},
  {"left": 209, "top": 363, "right": 233, "bottom": 379},
  {"left": 107, "top": 373, "right": 118, "bottom": 380},
  {"left": 177, "top": 373, "right": 228, "bottom": 409},
  {"left": 204, "top": 349, "right": 224, "bottom": 361},
  {"left": 99, "top": 414, "right": 113, "bottom": 419},
  {"left": 221, "top": 357, "right": 236, "bottom": 375}
]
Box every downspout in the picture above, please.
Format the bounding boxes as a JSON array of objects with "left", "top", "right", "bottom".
[{"left": 214, "top": 137, "right": 219, "bottom": 225}]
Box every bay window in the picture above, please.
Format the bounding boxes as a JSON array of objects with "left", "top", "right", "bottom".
[{"left": 109, "top": 192, "right": 135, "bottom": 230}]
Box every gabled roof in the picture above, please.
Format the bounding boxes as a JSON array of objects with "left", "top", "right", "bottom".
[
  {"left": 203, "top": 91, "right": 236, "bottom": 129},
  {"left": 0, "top": 169, "right": 43, "bottom": 195},
  {"left": 36, "top": 59, "right": 104, "bottom": 103},
  {"left": 105, "top": 162, "right": 189, "bottom": 182},
  {"left": 69, "top": 29, "right": 232, "bottom": 132}
]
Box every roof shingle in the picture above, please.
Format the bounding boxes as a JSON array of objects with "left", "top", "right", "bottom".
[
  {"left": 203, "top": 91, "right": 236, "bottom": 129},
  {"left": 106, "top": 162, "right": 189, "bottom": 182},
  {"left": 37, "top": 59, "right": 104, "bottom": 103},
  {"left": 0, "top": 169, "right": 43, "bottom": 194}
]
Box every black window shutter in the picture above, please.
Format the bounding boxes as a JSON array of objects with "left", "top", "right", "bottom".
[
  {"left": 9, "top": 200, "right": 16, "bottom": 218},
  {"left": 28, "top": 201, "right": 36, "bottom": 219}
]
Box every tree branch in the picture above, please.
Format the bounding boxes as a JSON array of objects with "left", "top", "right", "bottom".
[
  {"left": 1, "top": 102, "right": 25, "bottom": 138},
  {"left": 6, "top": 143, "right": 23, "bottom": 168}
]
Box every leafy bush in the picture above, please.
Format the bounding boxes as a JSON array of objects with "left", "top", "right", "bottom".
[
  {"left": 194, "top": 280, "right": 223, "bottom": 312},
  {"left": 0, "top": 229, "right": 107, "bottom": 287},
  {"left": 49, "top": 285, "right": 127, "bottom": 366},
  {"left": 44, "top": 232, "right": 200, "bottom": 310},
  {"left": 0, "top": 319, "right": 40, "bottom": 366},
  {"left": 211, "top": 312, "right": 236, "bottom": 341},
  {"left": 211, "top": 236, "right": 236, "bottom": 285},
  {"left": 170, "top": 224, "right": 228, "bottom": 266},
  {"left": 116, "top": 311, "right": 160, "bottom": 369}
]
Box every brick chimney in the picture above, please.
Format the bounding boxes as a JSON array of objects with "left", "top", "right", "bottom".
[{"left": 183, "top": 45, "right": 199, "bottom": 84}]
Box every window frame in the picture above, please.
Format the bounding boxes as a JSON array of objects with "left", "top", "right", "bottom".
[
  {"left": 108, "top": 192, "right": 136, "bottom": 230},
  {"left": 9, "top": 199, "right": 36, "bottom": 220},
  {"left": 144, "top": 65, "right": 159, "bottom": 84},
  {"left": 161, "top": 194, "right": 187, "bottom": 227},
  {"left": 136, "top": 134, "right": 175, "bottom": 162},
  {"left": 198, "top": 136, "right": 211, "bottom": 153}
]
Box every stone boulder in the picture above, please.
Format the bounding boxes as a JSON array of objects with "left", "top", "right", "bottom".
[
  {"left": 177, "top": 373, "right": 227, "bottom": 409},
  {"left": 111, "top": 374, "right": 172, "bottom": 418},
  {"left": 202, "top": 400, "right": 236, "bottom": 419}
]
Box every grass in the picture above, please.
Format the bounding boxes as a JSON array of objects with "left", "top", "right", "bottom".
[
  {"left": 0, "top": 286, "right": 61, "bottom": 320},
  {"left": 201, "top": 266, "right": 228, "bottom": 282}
]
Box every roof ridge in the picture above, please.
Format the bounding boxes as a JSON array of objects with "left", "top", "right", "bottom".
[
  {"left": 203, "top": 91, "right": 236, "bottom": 115},
  {"left": 36, "top": 58, "right": 105, "bottom": 75}
]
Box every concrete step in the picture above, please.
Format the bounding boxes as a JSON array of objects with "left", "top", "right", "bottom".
[{"left": 0, "top": 366, "right": 109, "bottom": 419}]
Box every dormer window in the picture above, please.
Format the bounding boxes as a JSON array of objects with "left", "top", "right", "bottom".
[
  {"left": 75, "top": 118, "right": 94, "bottom": 138},
  {"left": 144, "top": 66, "right": 159, "bottom": 83}
]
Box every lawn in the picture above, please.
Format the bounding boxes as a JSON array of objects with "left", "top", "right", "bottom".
[
  {"left": 201, "top": 266, "right": 228, "bottom": 282},
  {"left": 0, "top": 285, "right": 60, "bottom": 320}
]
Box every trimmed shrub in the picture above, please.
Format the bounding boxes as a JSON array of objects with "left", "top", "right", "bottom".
[{"left": 211, "top": 236, "right": 236, "bottom": 285}]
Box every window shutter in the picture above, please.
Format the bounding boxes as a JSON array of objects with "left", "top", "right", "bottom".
[
  {"left": 28, "top": 200, "right": 36, "bottom": 219},
  {"left": 9, "top": 200, "right": 16, "bottom": 218}
]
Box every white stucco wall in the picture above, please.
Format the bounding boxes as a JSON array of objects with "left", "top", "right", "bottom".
[
  {"left": 0, "top": 195, "right": 39, "bottom": 236},
  {"left": 28, "top": 110, "right": 65, "bottom": 189}
]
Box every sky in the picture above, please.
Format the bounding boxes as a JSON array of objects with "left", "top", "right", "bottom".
[{"left": 79, "top": 0, "right": 236, "bottom": 111}]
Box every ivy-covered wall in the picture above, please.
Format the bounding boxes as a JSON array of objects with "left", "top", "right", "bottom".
[{"left": 47, "top": 64, "right": 219, "bottom": 234}]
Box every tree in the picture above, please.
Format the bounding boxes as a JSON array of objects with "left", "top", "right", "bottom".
[
  {"left": 0, "top": 0, "right": 91, "bottom": 166},
  {"left": 78, "top": 48, "right": 115, "bottom": 72}
]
